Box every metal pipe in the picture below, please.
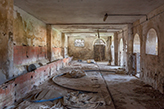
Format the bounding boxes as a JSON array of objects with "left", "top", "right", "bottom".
[
  {"left": 97, "top": 30, "right": 100, "bottom": 38},
  {"left": 103, "top": 13, "right": 147, "bottom": 21},
  {"left": 106, "top": 14, "right": 147, "bottom": 16},
  {"left": 50, "top": 23, "right": 132, "bottom": 25},
  {"left": 103, "top": 13, "right": 108, "bottom": 21}
]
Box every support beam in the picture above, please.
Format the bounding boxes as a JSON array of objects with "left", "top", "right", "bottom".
[
  {"left": 103, "top": 13, "right": 147, "bottom": 21},
  {"left": 49, "top": 23, "right": 132, "bottom": 25},
  {"left": 64, "top": 31, "right": 120, "bottom": 34},
  {"left": 114, "top": 32, "right": 118, "bottom": 65},
  {"left": 106, "top": 14, "right": 147, "bottom": 16},
  {"left": 46, "top": 25, "right": 52, "bottom": 62}
]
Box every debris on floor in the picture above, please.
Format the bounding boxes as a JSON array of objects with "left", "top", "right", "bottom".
[
  {"left": 15, "top": 100, "right": 63, "bottom": 109},
  {"left": 25, "top": 89, "right": 63, "bottom": 102},
  {"left": 68, "top": 61, "right": 98, "bottom": 70},
  {"left": 52, "top": 71, "right": 101, "bottom": 92},
  {"left": 115, "top": 68, "right": 127, "bottom": 74},
  {"left": 14, "top": 91, "right": 105, "bottom": 109},
  {"left": 11, "top": 61, "right": 118, "bottom": 109},
  {"left": 64, "top": 69, "right": 86, "bottom": 78},
  {"left": 9, "top": 61, "right": 164, "bottom": 109},
  {"left": 64, "top": 91, "right": 105, "bottom": 109}
]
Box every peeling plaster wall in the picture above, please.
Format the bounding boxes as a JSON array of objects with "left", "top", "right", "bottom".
[
  {"left": 13, "top": 6, "right": 46, "bottom": 47},
  {"left": 51, "top": 28, "right": 61, "bottom": 48},
  {"left": 133, "top": 4, "right": 164, "bottom": 93},
  {"left": 68, "top": 35, "right": 114, "bottom": 63},
  {"left": 47, "top": 25, "right": 65, "bottom": 62},
  {"left": 68, "top": 36, "right": 94, "bottom": 60},
  {"left": 51, "top": 28, "right": 63, "bottom": 61},
  {"left": 0, "top": 2, "right": 72, "bottom": 108},
  {"left": 62, "top": 33, "right": 68, "bottom": 58},
  {"left": 0, "top": 57, "right": 72, "bottom": 108},
  {"left": 0, "top": 0, "right": 13, "bottom": 83},
  {"left": 13, "top": 6, "right": 47, "bottom": 66},
  {"left": 0, "top": 4, "right": 72, "bottom": 107}
]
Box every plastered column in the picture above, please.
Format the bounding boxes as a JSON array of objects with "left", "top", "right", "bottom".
[
  {"left": 114, "top": 32, "right": 118, "bottom": 65},
  {"left": 46, "top": 24, "right": 52, "bottom": 62},
  {"left": 0, "top": 0, "right": 14, "bottom": 82},
  {"left": 127, "top": 24, "right": 133, "bottom": 74}
]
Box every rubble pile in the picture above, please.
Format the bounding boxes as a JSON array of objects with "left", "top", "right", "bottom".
[{"left": 64, "top": 69, "right": 86, "bottom": 78}]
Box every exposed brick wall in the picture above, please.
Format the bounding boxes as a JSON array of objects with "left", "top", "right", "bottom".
[
  {"left": 0, "top": 57, "right": 72, "bottom": 108},
  {"left": 14, "top": 46, "right": 47, "bottom": 65}
]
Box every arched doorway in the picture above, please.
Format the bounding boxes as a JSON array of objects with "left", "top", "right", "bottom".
[
  {"left": 94, "top": 39, "right": 106, "bottom": 61},
  {"left": 133, "top": 34, "right": 141, "bottom": 76},
  {"left": 118, "top": 38, "right": 123, "bottom": 66}
]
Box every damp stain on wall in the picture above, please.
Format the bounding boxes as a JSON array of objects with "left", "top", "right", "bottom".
[
  {"left": 13, "top": 6, "right": 47, "bottom": 47},
  {"left": 68, "top": 36, "right": 113, "bottom": 61}
]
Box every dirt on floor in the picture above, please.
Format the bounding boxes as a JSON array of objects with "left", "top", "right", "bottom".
[
  {"left": 10, "top": 61, "right": 164, "bottom": 109},
  {"left": 102, "top": 71, "right": 164, "bottom": 109}
]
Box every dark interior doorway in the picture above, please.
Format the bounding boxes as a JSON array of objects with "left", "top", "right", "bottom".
[{"left": 94, "top": 39, "right": 106, "bottom": 61}]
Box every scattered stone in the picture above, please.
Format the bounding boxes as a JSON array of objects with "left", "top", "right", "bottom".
[{"left": 63, "top": 91, "right": 105, "bottom": 109}]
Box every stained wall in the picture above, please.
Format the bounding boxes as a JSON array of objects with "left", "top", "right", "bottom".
[
  {"left": 133, "top": 4, "right": 164, "bottom": 93},
  {"left": 0, "top": 0, "right": 13, "bottom": 83},
  {"left": 51, "top": 28, "right": 63, "bottom": 61},
  {"left": 13, "top": 6, "right": 47, "bottom": 65},
  {"left": 0, "top": 5, "right": 68, "bottom": 85},
  {"left": 68, "top": 35, "right": 114, "bottom": 64},
  {"left": 0, "top": 3, "right": 71, "bottom": 108}
]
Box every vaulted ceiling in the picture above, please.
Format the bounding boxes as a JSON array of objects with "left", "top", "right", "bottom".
[{"left": 14, "top": 0, "right": 164, "bottom": 35}]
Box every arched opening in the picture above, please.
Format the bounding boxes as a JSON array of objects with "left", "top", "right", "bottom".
[
  {"left": 94, "top": 39, "right": 106, "bottom": 61},
  {"left": 146, "top": 28, "right": 158, "bottom": 55},
  {"left": 133, "top": 34, "right": 141, "bottom": 77},
  {"left": 118, "top": 38, "right": 123, "bottom": 66}
]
